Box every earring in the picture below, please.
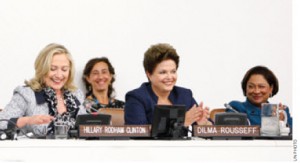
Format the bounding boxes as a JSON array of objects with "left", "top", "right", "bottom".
[{"left": 269, "top": 93, "right": 273, "bottom": 97}]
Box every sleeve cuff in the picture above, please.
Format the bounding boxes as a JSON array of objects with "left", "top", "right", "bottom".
[{"left": 7, "top": 118, "right": 18, "bottom": 130}]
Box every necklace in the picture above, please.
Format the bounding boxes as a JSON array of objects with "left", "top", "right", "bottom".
[
  {"left": 57, "top": 97, "right": 64, "bottom": 103},
  {"left": 57, "top": 96, "right": 66, "bottom": 114},
  {"left": 57, "top": 94, "right": 64, "bottom": 102}
]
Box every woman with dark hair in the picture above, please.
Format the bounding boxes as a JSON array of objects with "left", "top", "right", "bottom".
[
  {"left": 125, "top": 43, "right": 211, "bottom": 127},
  {"left": 227, "top": 65, "right": 292, "bottom": 127},
  {"left": 82, "top": 57, "right": 124, "bottom": 113}
]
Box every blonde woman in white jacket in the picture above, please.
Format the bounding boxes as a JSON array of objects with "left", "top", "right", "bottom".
[{"left": 0, "top": 43, "right": 86, "bottom": 137}]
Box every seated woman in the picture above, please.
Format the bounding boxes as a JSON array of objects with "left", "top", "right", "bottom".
[
  {"left": 227, "top": 65, "right": 292, "bottom": 128},
  {"left": 125, "top": 43, "right": 211, "bottom": 127},
  {"left": 0, "top": 43, "right": 86, "bottom": 137},
  {"left": 82, "top": 57, "right": 125, "bottom": 113}
]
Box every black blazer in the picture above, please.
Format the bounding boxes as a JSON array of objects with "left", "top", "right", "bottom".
[{"left": 124, "top": 82, "right": 197, "bottom": 125}]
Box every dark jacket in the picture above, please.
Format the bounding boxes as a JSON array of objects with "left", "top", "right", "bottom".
[{"left": 125, "top": 82, "right": 197, "bottom": 125}]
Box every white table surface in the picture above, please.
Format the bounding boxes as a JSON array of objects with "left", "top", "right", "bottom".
[{"left": 0, "top": 138, "right": 293, "bottom": 162}]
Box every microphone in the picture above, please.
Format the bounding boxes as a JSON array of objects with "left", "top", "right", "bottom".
[
  {"left": 224, "top": 103, "right": 239, "bottom": 113},
  {"left": 88, "top": 107, "right": 99, "bottom": 113},
  {"left": 83, "top": 101, "right": 99, "bottom": 113},
  {"left": 224, "top": 103, "right": 251, "bottom": 125}
]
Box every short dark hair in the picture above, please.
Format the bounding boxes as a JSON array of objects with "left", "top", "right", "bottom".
[
  {"left": 82, "top": 57, "right": 115, "bottom": 98},
  {"left": 143, "top": 43, "right": 179, "bottom": 74},
  {"left": 241, "top": 65, "right": 279, "bottom": 97}
]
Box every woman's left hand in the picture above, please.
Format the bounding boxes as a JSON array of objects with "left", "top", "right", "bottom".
[{"left": 196, "top": 102, "right": 212, "bottom": 125}]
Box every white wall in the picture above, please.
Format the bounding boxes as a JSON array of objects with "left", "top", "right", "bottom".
[{"left": 0, "top": 0, "right": 292, "bottom": 113}]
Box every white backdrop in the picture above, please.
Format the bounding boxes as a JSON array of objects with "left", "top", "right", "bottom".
[{"left": 0, "top": 0, "right": 292, "bottom": 113}]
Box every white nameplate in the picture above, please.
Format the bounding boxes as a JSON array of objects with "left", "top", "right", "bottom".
[
  {"left": 79, "top": 125, "right": 151, "bottom": 137},
  {"left": 193, "top": 125, "right": 260, "bottom": 137}
]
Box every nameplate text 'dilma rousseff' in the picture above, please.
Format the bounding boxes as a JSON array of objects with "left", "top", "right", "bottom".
[{"left": 193, "top": 125, "right": 260, "bottom": 137}]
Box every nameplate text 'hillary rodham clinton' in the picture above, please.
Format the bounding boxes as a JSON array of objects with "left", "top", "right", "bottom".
[
  {"left": 79, "top": 125, "right": 151, "bottom": 137},
  {"left": 193, "top": 125, "right": 260, "bottom": 137}
]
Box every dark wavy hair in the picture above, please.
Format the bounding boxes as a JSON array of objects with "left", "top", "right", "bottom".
[
  {"left": 143, "top": 43, "right": 179, "bottom": 75},
  {"left": 82, "top": 57, "right": 115, "bottom": 98},
  {"left": 241, "top": 65, "right": 279, "bottom": 97}
]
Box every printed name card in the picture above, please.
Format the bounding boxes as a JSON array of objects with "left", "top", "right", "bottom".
[
  {"left": 79, "top": 125, "right": 151, "bottom": 137},
  {"left": 193, "top": 125, "right": 260, "bottom": 137}
]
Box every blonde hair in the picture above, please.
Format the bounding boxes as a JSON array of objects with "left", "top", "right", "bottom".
[{"left": 25, "top": 43, "right": 77, "bottom": 91}]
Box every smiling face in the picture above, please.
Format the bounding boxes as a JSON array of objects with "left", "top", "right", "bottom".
[
  {"left": 246, "top": 74, "right": 273, "bottom": 107},
  {"left": 86, "top": 62, "right": 112, "bottom": 93},
  {"left": 147, "top": 59, "right": 177, "bottom": 95},
  {"left": 43, "top": 53, "right": 70, "bottom": 91}
]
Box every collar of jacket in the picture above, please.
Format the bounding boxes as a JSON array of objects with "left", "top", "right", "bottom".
[
  {"left": 34, "top": 88, "right": 81, "bottom": 106},
  {"left": 34, "top": 89, "right": 47, "bottom": 105},
  {"left": 144, "top": 82, "right": 176, "bottom": 104}
]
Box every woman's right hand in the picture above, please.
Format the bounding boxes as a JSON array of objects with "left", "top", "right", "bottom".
[
  {"left": 27, "top": 115, "right": 55, "bottom": 125},
  {"left": 17, "top": 115, "right": 55, "bottom": 128},
  {"left": 184, "top": 102, "right": 210, "bottom": 126},
  {"left": 184, "top": 104, "right": 201, "bottom": 126}
]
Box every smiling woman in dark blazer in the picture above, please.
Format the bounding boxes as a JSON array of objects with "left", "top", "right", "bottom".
[{"left": 125, "top": 43, "right": 211, "bottom": 127}]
